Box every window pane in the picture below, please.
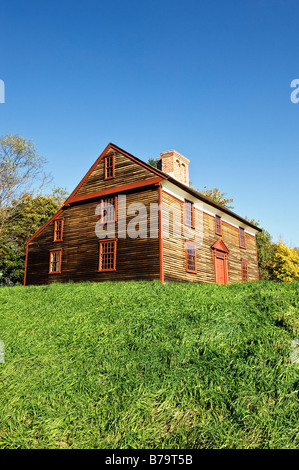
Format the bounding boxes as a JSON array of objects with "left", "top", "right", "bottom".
[
  {"left": 185, "top": 201, "right": 194, "bottom": 227},
  {"left": 100, "top": 241, "right": 116, "bottom": 270},
  {"left": 240, "top": 228, "right": 245, "bottom": 247},
  {"left": 186, "top": 243, "right": 196, "bottom": 272},
  {"left": 105, "top": 156, "right": 114, "bottom": 178},
  {"left": 50, "top": 251, "right": 61, "bottom": 272},
  {"left": 54, "top": 220, "right": 63, "bottom": 240},
  {"left": 102, "top": 197, "right": 116, "bottom": 223},
  {"left": 242, "top": 261, "right": 248, "bottom": 281}
]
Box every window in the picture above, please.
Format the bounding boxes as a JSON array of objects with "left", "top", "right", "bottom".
[
  {"left": 53, "top": 218, "right": 64, "bottom": 242},
  {"left": 49, "top": 249, "right": 62, "bottom": 274},
  {"left": 239, "top": 227, "right": 246, "bottom": 248},
  {"left": 98, "top": 239, "right": 117, "bottom": 271},
  {"left": 104, "top": 154, "right": 115, "bottom": 179},
  {"left": 215, "top": 215, "right": 222, "bottom": 235},
  {"left": 100, "top": 196, "right": 117, "bottom": 224},
  {"left": 186, "top": 241, "right": 197, "bottom": 273},
  {"left": 184, "top": 200, "right": 195, "bottom": 228},
  {"left": 241, "top": 259, "right": 248, "bottom": 281}
]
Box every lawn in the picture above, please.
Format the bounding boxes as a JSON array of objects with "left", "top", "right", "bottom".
[{"left": 0, "top": 280, "right": 298, "bottom": 449}]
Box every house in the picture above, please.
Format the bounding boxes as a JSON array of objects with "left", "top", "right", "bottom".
[{"left": 24, "top": 143, "right": 261, "bottom": 286}]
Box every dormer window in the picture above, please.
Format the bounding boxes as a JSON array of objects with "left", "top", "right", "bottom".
[{"left": 104, "top": 154, "right": 115, "bottom": 180}]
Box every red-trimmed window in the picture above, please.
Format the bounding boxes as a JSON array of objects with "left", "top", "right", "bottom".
[
  {"left": 186, "top": 241, "right": 197, "bottom": 273},
  {"left": 215, "top": 215, "right": 222, "bottom": 235},
  {"left": 98, "top": 239, "right": 117, "bottom": 271},
  {"left": 53, "top": 218, "right": 64, "bottom": 242},
  {"left": 49, "top": 249, "right": 62, "bottom": 274},
  {"left": 241, "top": 259, "right": 248, "bottom": 281},
  {"left": 184, "top": 200, "right": 195, "bottom": 228},
  {"left": 104, "top": 154, "right": 115, "bottom": 180},
  {"left": 239, "top": 227, "right": 246, "bottom": 248},
  {"left": 100, "top": 196, "right": 117, "bottom": 223}
]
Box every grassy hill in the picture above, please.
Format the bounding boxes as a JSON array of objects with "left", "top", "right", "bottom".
[{"left": 0, "top": 280, "right": 298, "bottom": 449}]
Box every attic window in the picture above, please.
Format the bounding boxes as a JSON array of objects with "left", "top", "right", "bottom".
[
  {"left": 53, "top": 218, "right": 64, "bottom": 242},
  {"left": 184, "top": 200, "right": 195, "bottom": 228},
  {"left": 104, "top": 154, "right": 115, "bottom": 180}
]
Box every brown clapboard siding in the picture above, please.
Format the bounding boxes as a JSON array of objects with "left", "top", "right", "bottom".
[
  {"left": 161, "top": 190, "right": 259, "bottom": 284},
  {"left": 75, "top": 148, "right": 156, "bottom": 197},
  {"left": 25, "top": 187, "right": 160, "bottom": 285},
  {"left": 24, "top": 143, "right": 261, "bottom": 286}
]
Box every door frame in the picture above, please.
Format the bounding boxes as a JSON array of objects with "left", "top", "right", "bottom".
[{"left": 212, "top": 239, "right": 229, "bottom": 284}]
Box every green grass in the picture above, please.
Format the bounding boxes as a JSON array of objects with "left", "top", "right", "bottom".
[{"left": 0, "top": 280, "right": 298, "bottom": 449}]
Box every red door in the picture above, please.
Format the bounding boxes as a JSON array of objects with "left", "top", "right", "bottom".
[{"left": 215, "top": 252, "right": 227, "bottom": 284}]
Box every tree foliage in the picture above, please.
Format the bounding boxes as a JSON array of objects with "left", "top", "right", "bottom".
[
  {"left": 256, "top": 228, "right": 275, "bottom": 280},
  {"left": 0, "top": 134, "right": 69, "bottom": 285},
  {"left": 0, "top": 134, "right": 49, "bottom": 231},
  {"left": 147, "top": 158, "right": 158, "bottom": 169},
  {"left": 270, "top": 241, "right": 299, "bottom": 282},
  {"left": 198, "top": 186, "right": 234, "bottom": 209},
  {"left": 0, "top": 192, "right": 63, "bottom": 285}
]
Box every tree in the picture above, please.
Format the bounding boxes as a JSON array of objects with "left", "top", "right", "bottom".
[
  {"left": 148, "top": 158, "right": 158, "bottom": 169},
  {"left": 247, "top": 219, "right": 299, "bottom": 282},
  {"left": 0, "top": 134, "right": 49, "bottom": 231},
  {"left": 270, "top": 241, "right": 299, "bottom": 282},
  {"left": 198, "top": 186, "right": 234, "bottom": 209},
  {"left": 256, "top": 228, "right": 275, "bottom": 280},
  {"left": 45, "top": 186, "right": 69, "bottom": 206},
  {"left": 0, "top": 192, "right": 63, "bottom": 285}
]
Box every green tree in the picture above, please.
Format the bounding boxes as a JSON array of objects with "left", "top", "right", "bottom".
[
  {"left": 270, "top": 240, "right": 299, "bottom": 282},
  {"left": 198, "top": 186, "right": 234, "bottom": 209},
  {"left": 148, "top": 158, "right": 158, "bottom": 169},
  {"left": 189, "top": 181, "right": 235, "bottom": 209},
  {"left": 0, "top": 192, "right": 64, "bottom": 285},
  {"left": 244, "top": 217, "right": 276, "bottom": 280},
  {"left": 256, "top": 228, "right": 275, "bottom": 280},
  {"left": 0, "top": 134, "right": 49, "bottom": 231}
]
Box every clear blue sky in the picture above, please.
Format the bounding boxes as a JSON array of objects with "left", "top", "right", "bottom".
[{"left": 1, "top": 0, "right": 299, "bottom": 246}]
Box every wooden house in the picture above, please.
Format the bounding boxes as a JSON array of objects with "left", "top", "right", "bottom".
[{"left": 24, "top": 143, "right": 261, "bottom": 286}]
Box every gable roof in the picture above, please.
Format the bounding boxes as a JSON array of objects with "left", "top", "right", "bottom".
[
  {"left": 27, "top": 142, "right": 261, "bottom": 246},
  {"left": 67, "top": 142, "right": 261, "bottom": 232},
  {"left": 64, "top": 142, "right": 167, "bottom": 205}
]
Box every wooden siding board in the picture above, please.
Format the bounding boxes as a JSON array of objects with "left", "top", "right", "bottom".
[
  {"left": 25, "top": 187, "right": 160, "bottom": 285},
  {"left": 162, "top": 191, "right": 258, "bottom": 284},
  {"left": 75, "top": 149, "right": 156, "bottom": 197}
]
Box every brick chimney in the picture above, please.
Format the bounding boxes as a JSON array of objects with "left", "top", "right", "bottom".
[{"left": 157, "top": 150, "right": 190, "bottom": 186}]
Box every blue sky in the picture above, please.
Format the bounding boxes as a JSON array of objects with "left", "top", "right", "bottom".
[{"left": 1, "top": 0, "right": 299, "bottom": 246}]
